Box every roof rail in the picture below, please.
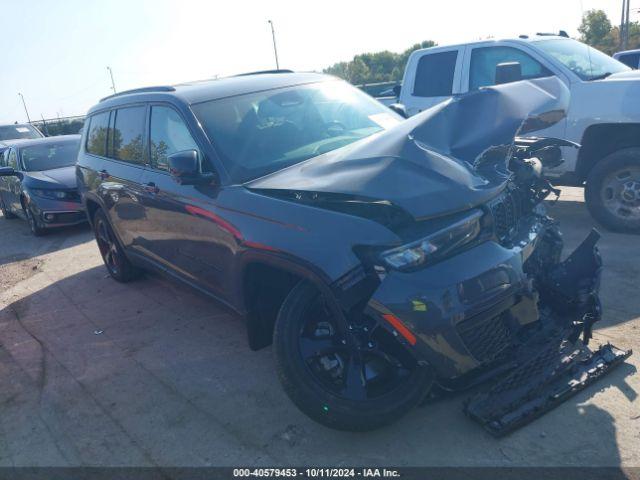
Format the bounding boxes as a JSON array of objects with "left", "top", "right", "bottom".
[
  {"left": 100, "top": 85, "right": 176, "bottom": 102},
  {"left": 233, "top": 69, "right": 294, "bottom": 77}
]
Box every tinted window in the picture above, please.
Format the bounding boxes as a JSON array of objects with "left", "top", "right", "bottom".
[
  {"left": 413, "top": 51, "right": 458, "bottom": 97},
  {"left": 149, "top": 106, "right": 199, "bottom": 171},
  {"left": 619, "top": 53, "right": 640, "bottom": 69},
  {"left": 193, "top": 81, "right": 400, "bottom": 183},
  {"left": 470, "top": 46, "right": 552, "bottom": 90},
  {"left": 20, "top": 140, "right": 80, "bottom": 171},
  {"left": 0, "top": 124, "right": 42, "bottom": 141},
  {"left": 111, "top": 106, "right": 146, "bottom": 164},
  {"left": 86, "top": 111, "right": 110, "bottom": 156}
]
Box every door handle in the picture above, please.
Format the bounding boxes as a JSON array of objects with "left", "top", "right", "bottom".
[
  {"left": 144, "top": 182, "right": 159, "bottom": 194},
  {"left": 99, "top": 169, "right": 110, "bottom": 180}
]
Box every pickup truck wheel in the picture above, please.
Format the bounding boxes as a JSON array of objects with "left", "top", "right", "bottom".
[
  {"left": 0, "top": 197, "right": 17, "bottom": 219},
  {"left": 274, "top": 281, "right": 433, "bottom": 431},
  {"left": 585, "top": 148, "right": 640, "bottom": 233},
  {"left": 93, "top": 210, "right": 141, "bottom": 282}
]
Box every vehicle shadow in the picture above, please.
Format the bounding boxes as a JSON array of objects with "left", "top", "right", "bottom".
[
  {"left": 0, "top": 213, "right": 92, "bottom": 267},
  {"left": 0, "top": 261, "right": 636, "bottom": 468}
]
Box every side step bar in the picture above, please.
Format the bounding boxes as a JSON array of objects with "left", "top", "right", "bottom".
[{"left": 464, "top": 342, "right": 632, "bottom": 437}]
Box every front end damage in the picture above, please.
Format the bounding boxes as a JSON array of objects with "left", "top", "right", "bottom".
[{"left": 336, "top": 81, "right": 632, "bottom": 435}]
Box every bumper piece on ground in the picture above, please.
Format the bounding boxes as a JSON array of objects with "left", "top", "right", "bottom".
[{"left": 464, "top": 339, "right": 632, "bottom": 437}]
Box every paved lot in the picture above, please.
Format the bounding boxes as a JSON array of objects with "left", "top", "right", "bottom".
[{"left": 0, "top": 187, "right": 638, "bottom": 468}]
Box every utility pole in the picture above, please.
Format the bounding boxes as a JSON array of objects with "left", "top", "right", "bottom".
[
  {"left": 625, "top": 0, "right": 631, "bottom": 50},
  {"left": 107, "top": 66, "right": 117, "bottom": 93},
  {"left": 620, "top": 0, "right": 632, "bottom": 50},
  {"left": 18, "top": 93, "right": 31, "bottom": 123},
  {"left": 267, "top": 20, "right": 280, "bottom": 70}
]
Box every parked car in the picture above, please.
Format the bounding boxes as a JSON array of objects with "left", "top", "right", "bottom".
[
  {"left": 0, "top": 135, "right": 85, "bottom": 235},
  {"left": 77, "top": 72, "right": 629, "bottom": 433},
  {"left": 391, "top": 35, "right": 640, "bottom": 232},
  {"left": 0, "top": 123, "right": 44, "bottom": 142},
  {"left": 613, "top": 48, "right": 640, "bottom": 69}
]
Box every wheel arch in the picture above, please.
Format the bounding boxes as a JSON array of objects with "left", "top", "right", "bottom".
[
  {"left": 240, "top": 252, "right": 338, "bottom": 351},
  {"left": 577, "top": 123, "right": 640, "bottom": 181}
]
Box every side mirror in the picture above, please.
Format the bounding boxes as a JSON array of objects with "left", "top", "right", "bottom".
[
  {"left": 392, "top": 84, "right": 402, "bottom": 98},
  {"left": 0, "top": 166, "right": 17, "bottom": 177},
  {"left": 495, "top": 62, "right": 522, "bottom": 85},
  {"left": 168, "top": 150, "right": 216, "bottom": 186},
  {"left": 388, "top": 103, "right": 408, "bottom": 119}
]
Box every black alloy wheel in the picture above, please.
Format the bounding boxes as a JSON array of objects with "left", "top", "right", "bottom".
[
  {"left": 274, "top": 281, "right": 433, "bottom": 431},
  {"left": 93, "top": 210, "right": 141, "bottom": 282}
]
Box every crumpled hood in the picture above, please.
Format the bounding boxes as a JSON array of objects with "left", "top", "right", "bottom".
[
  {"left": 248, "top": 77, "right": 570, "bottom": 220},
  {"left": 23, "top": 166, "right": 77, "bottom": 189}
]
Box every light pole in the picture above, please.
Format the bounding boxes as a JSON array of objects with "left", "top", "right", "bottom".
[
  {"left": 267, "top": 20, "right": 280, "bottom": 70},
  {"left": 18, "top": 93, "right": 31, "bottom": 123},
  {"left": 107, "top": 66, "right": 117, "bottom": 93}
]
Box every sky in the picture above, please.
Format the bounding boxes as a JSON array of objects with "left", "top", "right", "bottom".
[{"left": 0, "top": 0, "right": 633, "bottom": 124}]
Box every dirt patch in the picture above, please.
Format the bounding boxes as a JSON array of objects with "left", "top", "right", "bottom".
[{"left": 0, "top": 255, "right": 43, "bottom": 291}]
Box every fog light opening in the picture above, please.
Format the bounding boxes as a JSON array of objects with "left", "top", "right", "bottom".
[{"left": 43, "top": 213, "right": 55, "bottom": 222}]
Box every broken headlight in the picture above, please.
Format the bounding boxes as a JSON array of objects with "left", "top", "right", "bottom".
[{"left": 379, "top": 210, "right": 483, "bottom": 271}]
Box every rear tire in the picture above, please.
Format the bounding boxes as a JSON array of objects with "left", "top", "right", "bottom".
[
  {"left": 274, "top": 281, "right": 433, "bottom": 431},
  {"left": 0, "top": 197, "right": 17, "bottom": 219},
  {"left": 585, "top": 148, "right": 640, "bottom": 233},
  {"left": 93, "top": 209, "right": 141, "bottom": 282}
]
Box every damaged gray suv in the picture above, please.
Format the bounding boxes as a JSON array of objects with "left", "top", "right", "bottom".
[{"left": 77, "top": 72, "right": 631, "bottom": 433}]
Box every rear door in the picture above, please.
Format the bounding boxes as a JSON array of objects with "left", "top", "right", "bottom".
[
  {"left": 97, "top": 105, "right": 149, "bottom": 252},
  {"left": 401, "top": 47, "right": 464, "bottom": 116}
]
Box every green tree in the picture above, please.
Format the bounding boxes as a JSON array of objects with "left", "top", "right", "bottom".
[
  {"left": 324, "top": 40, "right": 437, "bottom": 84},
  {"left": 578, "top": 9, "right": 640, "bottom": 55},
  {"left": 579, "top": 9, "right": 612, "bottom": 46}
]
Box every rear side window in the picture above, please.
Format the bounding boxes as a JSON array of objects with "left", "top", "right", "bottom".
[
  {"left": 618, "top": 53, "right": 640, "bottom": 68},
  {"left": 110, "top": 106, "right": 146, "bottom": 165},
  {"left": 470, "top": 46, "right": 552, "bottom": 90},
  {"left": 149, "top": 106, "right": 199, "bottom": 171},
  {"left": 413, "top": 51, "right": 458, "bottom": 97},
  {"left": 86, "top": 111, "right": 110, "bottom": 156}
]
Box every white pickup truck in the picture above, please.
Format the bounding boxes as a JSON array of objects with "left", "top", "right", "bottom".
[{"left": 393, "top": 35, "right": 640, "bottom": 232}]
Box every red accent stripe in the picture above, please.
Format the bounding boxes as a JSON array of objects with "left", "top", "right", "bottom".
[
  {"left": 382, "top": 314, "right": 417, "bottom": 346},
  {"left": 184, "top": 204, "right": 243, "bottom": 239}
]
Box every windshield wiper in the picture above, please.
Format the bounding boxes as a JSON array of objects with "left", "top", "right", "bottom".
[{"left": 587, "top": 72, "right": 613, "bottom": 81}]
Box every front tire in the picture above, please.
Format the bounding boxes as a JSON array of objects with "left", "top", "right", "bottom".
[
  {"left": 585, "top": 148, "right": 640, "bottom": 233},
  {"left": 24, "top": 204, "right": 45, "bottom": 236},
  {"left": 274, "top": 281, "right": 433, "bottom": 431},
  {"left": 93, "top": 209, "right": 141, "bottom": 282}
]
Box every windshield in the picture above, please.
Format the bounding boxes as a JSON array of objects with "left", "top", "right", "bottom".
[
  {"left": 192, "top": 81, "right": 402, "bottom": 183},
  {"left": 535, "top": 38, "right": 630, "bottom": 80},
  {"left": 20, "top": 141, "right": 80, "bottom": 171},
  {"left": 0, "top": 124, "right": 43, "bottom": 141}
]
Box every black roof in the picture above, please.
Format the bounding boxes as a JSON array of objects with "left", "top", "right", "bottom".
[{"left": 91, "top": 71, "right": 334, "bottom": 114}]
